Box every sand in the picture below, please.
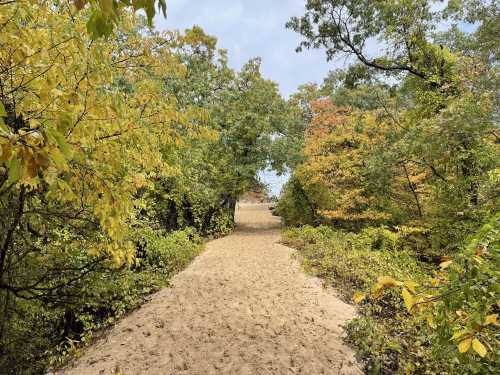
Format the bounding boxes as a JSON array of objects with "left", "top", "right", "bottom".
[{"left": 59, "top": 203, "right": 362, "bottom": 375}]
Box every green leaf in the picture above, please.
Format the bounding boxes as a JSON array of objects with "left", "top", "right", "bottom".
[
  {"left": 86, "top": 12, "right": 113, "bottom": 39},
  {"left": 58, "top": 113, "right": 73, "bottom": 132},
  {"left": 45, "top": 126, "right": 72, "bottom": 158},
  {"left": 0, "top": 102, "right": 6, "bottom": 117},
  {"left": 49, "top": 148, "right": 67, "bottom": 170},
  {"left": 0, "top": 117, "right": 8, "bottom": 133},
  {"left": 6, "top": 156, "right": 21, "bottom": 185},
  {"left": 101, "top": 0, "right": 113, "bottom": 16}
]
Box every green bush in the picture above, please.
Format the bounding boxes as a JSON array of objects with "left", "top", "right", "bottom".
[
  {"left": 275, "top": 176, "right": 318, "bottom": 226},
  {"left": 0, "top": 228, "right": 202, "bottom": 374},
  {"left": 283, "top": 226, "right": 427, "bottom": 295},
  {"left": 282, "top": 226, "right": 436, "bottom": 374},
  {"left": 137, "top": 227, "right": 203, "bottom": 273},
  {"left": 283, "top": 223, "right": 499, "bottom": 374}
]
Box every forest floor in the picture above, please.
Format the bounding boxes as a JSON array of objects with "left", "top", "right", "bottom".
[{"left": 59, "top": 203, "right": 361, "bottom": 375}]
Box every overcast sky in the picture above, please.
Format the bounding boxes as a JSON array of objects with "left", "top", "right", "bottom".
[{"left": 154, "top": 0, "right": 344, "bottom": 97}]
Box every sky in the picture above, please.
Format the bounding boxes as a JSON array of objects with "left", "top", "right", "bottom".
[{"left": 154, "top": 0, "right": 341, "bottom": 98}]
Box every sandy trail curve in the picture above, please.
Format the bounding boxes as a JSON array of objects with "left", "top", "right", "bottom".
[{"left": 61, "top": 204, "right": 362, "bottom": 375}]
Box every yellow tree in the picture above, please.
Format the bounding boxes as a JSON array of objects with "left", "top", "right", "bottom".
[
  {"left": 0, "top": 1, "right": 188, "bottom": 299},
  {"left": 296, "top": 99, "right": 391, "bottom": 228}
]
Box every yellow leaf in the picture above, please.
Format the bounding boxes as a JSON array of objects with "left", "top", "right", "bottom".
[
  {"left": 372, "top": 285, "right": 384, "bottom": 299},
  {"left": 472, "top": 255, "right": 484, "bottom": 264},
  {"left": 426, "top": 315, "right": 436, "bottom": 329},
  {"left": 353, "top": 292, "right": 366, "bottom": 304},
  {"left": 404, "top": 280, "right": 418, "bottom": 293},
  {"left": 472, "top": 338, "right": 487, "bottom": 357},
  {"left": 485, "top": 314, "right": 497, "bottom": 325},
  {"left": 458, "top": 338, "right": 472, "bottom": 353},
  {"left": 440, "top": 260, "right": 453, "bottom": 270},
  {"left": 450, "top": 329, "right": 468, "bottom": 341},
  {"left": 402, "top": 288, "right": 414, "bottom": 312},
  {"left": 377, "top": 276, "right": 400, "bottom": 288}
]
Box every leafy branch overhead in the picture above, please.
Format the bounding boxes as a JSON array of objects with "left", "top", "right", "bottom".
[{"left": 73, "top": 0, "right": 167, "bottom": 37}]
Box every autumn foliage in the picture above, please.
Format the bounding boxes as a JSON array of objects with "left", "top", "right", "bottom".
[
  {"left": 280, "top": 0, "right": 499, "bottom": 373},
  {"left": 0, "top": 2, "right": 289, "bottom": 372}
]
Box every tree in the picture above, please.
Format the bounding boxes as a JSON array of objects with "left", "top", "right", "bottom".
[
  {"left": 286, "top": 0, "right": 446, "bottom": 79},
  {"left": 282, "top": 2, "right": 499, "bottom": 371},
  {"left": 0, "top": 2, "right": 292, "bottom": 373},
  {"left": 287, "top": 0, "right": 499, "bottom": 247}
]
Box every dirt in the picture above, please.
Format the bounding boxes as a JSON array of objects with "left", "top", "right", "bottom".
[{"left": 59, "top": 203, "right": 362, "bottom": 375}]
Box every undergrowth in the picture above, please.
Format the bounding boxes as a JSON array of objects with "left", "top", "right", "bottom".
[
  {"left": 282, "top": 225, "right": 492, "bottom": 374},
  {"left": 2, "top": 228, "right": 203, "bottom": 374}
]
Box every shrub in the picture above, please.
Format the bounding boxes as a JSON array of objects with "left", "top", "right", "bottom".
[
  {"left": 282, "top": 225, "right": 436, "bottom": 374},
  {"left": 370, "top": 215, "right": 499, "bottom": 374},
  {"left": 284, "top": 221, "right": 499, "bottom": 373},
  {"left": 283, "top": 226, "right": 427, "bottom": 295},
  {"left": 0, "top": 229, "right": 202, "bottom": 374}
]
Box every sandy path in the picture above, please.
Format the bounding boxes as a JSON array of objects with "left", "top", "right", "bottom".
[{"left": 61, "top": 204, "right": 362, "bottom": 375}]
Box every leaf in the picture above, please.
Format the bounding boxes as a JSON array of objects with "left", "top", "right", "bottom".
[
  {"left": 404, "top": 280, "right": 418, "bottom": 293},
  {"left": 471, "top": 338, "right": 487, "bottom": 357},
  {"left": 440, "top": 260, "right": 453, "bottom": 270},
  {"left": 377, "top": 276, "right": 400, "bottom": 288},
  {"left": 48, "top": 147, "right": 67, "bottom": 170},
  {"left": 353, "top": 292, "right": 366, "bottom": 304},
  {"left": 74, "top": 0, "right": 86, "bottom": 10},
  {"left": 485, "top": 314, "right": 497, "bottom": 325},
  {"left": 6, "top": 156, "right": 21, "bottom": 185},
  {"left": 0, "top": 102, "right": 6, "bottom": 117},
  {"left": 1, "top": 141, "right": 12, "bottom": 160},
  {"left": 26, "top": 155, "right": 38, "bottom": 178},
  {"left": 450, "top": 329, "right": 468, "bottom": 341},
  {"left": 430, "top": 278, "right": 440, "bottom": 286},
  {"left": 373, "top": 276, "right": 402, "bottom": 299},
  {"left": 401, "top": 288, "right": 414, "bottom": 312},
  {"left": 57, "top": 113, "right": 73, "bottom": 132},
  {"left": 101, "top": 0, "right": 113, "bottom": 16},
  {"left": 0, "top": 119, "right": 10, "bottom": 138},
  {"left": 426, "top": 315, "right": 436, "bottom": 329},
  {"left": 45, "top": 127, "right": 72, "bottom": 158},
  {"left": 458, "top": 338, "right": 472, "bottom": 353}
]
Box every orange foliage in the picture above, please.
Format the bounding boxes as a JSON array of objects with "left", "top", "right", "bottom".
[{"left": 296, "top": 99, "right": 390, "bottom": 225}]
